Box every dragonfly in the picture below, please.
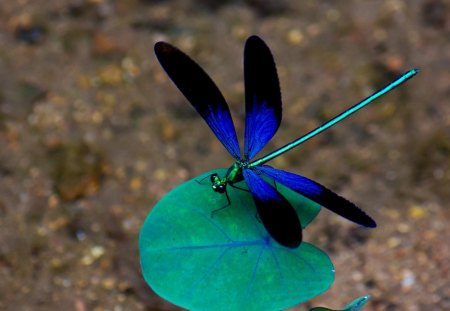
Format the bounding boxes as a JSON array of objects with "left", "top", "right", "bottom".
[{"left": 154, "top": 35, "right": 418, "bottom": 248}]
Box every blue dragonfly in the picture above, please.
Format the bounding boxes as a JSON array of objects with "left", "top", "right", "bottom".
[{"left": 154, "top": 35, "right": 418, "bottom": 248}]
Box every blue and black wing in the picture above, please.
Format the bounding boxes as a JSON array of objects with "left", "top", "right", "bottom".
[
  {"left": 258, "top": 166, "right": 377, "bottom": 228},
  {"left": 243, "top": 169, "right": 302, "bottom": 248},
  {"left": 155, "top": 42, "right": 241, "bottom": 159},
  {"left": 243, "top": 36, "right": 282, "bottom": 160}
]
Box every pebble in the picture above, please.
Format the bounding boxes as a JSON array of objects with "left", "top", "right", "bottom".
[
  {"left": 81, "top": 245, "right": 105, "bottom": 265},
  {"left": 93, "top": 32, "right": 119, "bottom": 56},
  {"left": 287, "top": 29, "right": 304, "bottom": 46},
  {"left": 102, "top": 277, "right": 116, "bottom": 290},
  {"left": 387, "top": 237, "right": 401, "bottom": 248},
  {"left": 98, "top": 65, "right": 123, "bottom": 86},
  {"left": 408, "top": 205, "right": 427, "bottom": 219},
  {"left": 397, "top": 223, "right": 410, "bottom": 233},
  {"left": 401, "top": 270, "right": 415, "bottom": 290}
]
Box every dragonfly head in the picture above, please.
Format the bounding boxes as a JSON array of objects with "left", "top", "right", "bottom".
[{"left": 210, "top": 173, "right": 226, "bottom": 193}]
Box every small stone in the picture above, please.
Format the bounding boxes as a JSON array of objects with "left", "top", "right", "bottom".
[
  {"left": 74, "top": 299, "right": 86, "bottom": 311},
  {"left": 401, "top": 270, "right": 415, "bottom": 290},
  {"left": 81, "top": 255, "right": 94, "bottom": 266},
  {"left": 48, "top": 216, "right": 69, "bottom": 231},
  {"left": 50, "top": 258, "right": 64, "bottom": 269},
  {"left": 384, "top": 209, "right": 400, "bottom": 219},
  {"left": 157, "top": 115, "right": 178, "bottom": 142},
  {"left": 385, "top": 55, "right": 404, "bottom": 72},
  {"left": 351, "top": 271, "right": 364, "bottom": 282},
  {"left": 130, "top": 177, "right": 142, "bottom": 191},
  {"left": 387, "top": 237, "right": 401, "bottom": 248},
  {"left": 48, "top": 195, "right": 59, "bottom": 209},
  {"left": 93, "top": 32, "right": 119, "bottom": 56},
  {"left": 231, "top": 25, "right": 249, "bottom": 40},
  {"left": 91, "top": 245, "right": 105, "bottom": 258},
  {"left": 121, "top": 57, "right": 140, "bottom": 79},
  {"left": 154, "top": 168, "right": 167, "bottom": 181},
  {"left": 397, "top": 222, "right": 410, "bottom": 233},
  {"left": 287, "top": 29, "right": 304, "bottom": 46},
  {"left": 81, "top": 245, "right": 105, "bottom": 265},
  {"left": 98, "top": 65, "right": 123, "bottom": 86},
  {"left": 408, "top": 205, "right": 427, "bottom": 219},
  {"left": 102, "top": 277, "right": 116, "bottom": 290},
  {"left": 306, "top": 24, "right": 321, "bottom": 37}
]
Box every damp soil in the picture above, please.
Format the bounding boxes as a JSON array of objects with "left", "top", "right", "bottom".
[{"left": 0, "top": 1, "right": 448, "bottom": 310}]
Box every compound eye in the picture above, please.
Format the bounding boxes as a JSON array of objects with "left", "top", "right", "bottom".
[
  {"left": 210, "top": 173, "right": 218, "bottom": 183},
  {"left": 217, "top": 185, "right": 226, "bottom": 193}
]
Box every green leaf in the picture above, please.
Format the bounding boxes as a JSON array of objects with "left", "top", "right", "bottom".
[
  {"left": 139, "top": 169, "right": 333, "bottom": 311},
  {"left": 310, "top": 295, "right": 370, "bottom": 311}
]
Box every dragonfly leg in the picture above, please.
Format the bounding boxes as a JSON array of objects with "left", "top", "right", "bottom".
[
  {"left": 210, "top": 189, "right": 231, "bottom": 217},
  {"left": 229, "top": 182, "right": 250, "bottom": 192},
  {"left": 195, "top": 174, "right": 213, "bottom": 185}
]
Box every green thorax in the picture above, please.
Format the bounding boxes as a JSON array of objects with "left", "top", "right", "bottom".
[
  {"left": 225, "top": 162, "right": 245, "bottom": 183},
  {"left": 211, "top": 161, "right": 247, "bottom": 191}
]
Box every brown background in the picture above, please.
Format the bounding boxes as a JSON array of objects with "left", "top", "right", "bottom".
[{"left": 0, "top": 0, "right": 448, "bottom": 310}]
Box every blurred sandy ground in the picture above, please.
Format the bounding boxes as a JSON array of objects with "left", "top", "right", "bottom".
[{"left": 0, "top": 0, "right": 448, "bottom": 310}]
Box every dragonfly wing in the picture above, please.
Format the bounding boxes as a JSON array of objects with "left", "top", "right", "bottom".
[
  {"left": 243, "top": 168, "right": 302, "bottom": 248},
  {"left": 155, "top": 42, "right": 240, "bottom": 159},
  {"left": 244, "top": 36, "right": 282, "bottom": 160},
  {"left": 257, "top": 166, "right": 377, "bottom": 228}
]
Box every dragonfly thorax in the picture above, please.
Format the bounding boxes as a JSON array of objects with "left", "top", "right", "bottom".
[{"left": 210, "top": 161, "right": 246, "bottom": 193}]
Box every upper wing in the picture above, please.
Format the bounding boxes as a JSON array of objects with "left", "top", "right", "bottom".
[
  {"left": 155, "top": 42, "right": 240, "bottom": 159},
  {"left": 243, "top": 168, "right": 302, "bottom": 248},
  {"left": 243, "top": 36, "right": 282, "bottom": 160},
  {"left": 257, "top": 166, "right": 377, "bottom": 228}
]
